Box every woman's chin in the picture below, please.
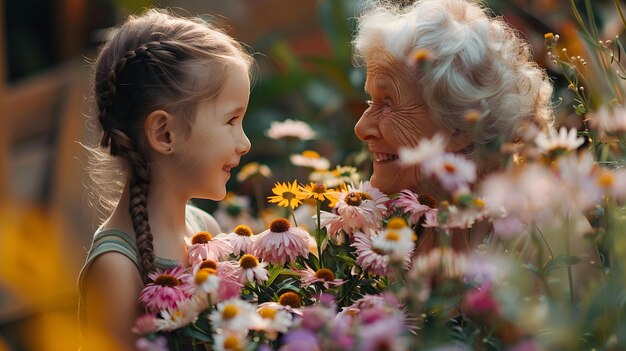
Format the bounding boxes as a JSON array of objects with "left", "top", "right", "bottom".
[{"left": 370, "top": 173, "right": 403, "bottom": 194}]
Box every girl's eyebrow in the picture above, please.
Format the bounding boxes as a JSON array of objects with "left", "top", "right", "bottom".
[{"left": 225, "top": 106, "right": 245, "bottom": 116}]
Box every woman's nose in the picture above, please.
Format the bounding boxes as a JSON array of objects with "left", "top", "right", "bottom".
[{"left": 354, "top": 108, "right": 381, "bottom": 141}]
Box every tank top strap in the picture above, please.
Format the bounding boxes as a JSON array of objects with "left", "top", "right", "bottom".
[{"left": 186, "top": 203, "right": 209, "bottom": 233}]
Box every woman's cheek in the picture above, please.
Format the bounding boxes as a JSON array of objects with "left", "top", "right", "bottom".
[{"left": 380, "top": 111, "right": 429, "bottom": 148}]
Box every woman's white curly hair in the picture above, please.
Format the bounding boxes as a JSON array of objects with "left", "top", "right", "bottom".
[{"left": 353, "top": 0, "right": 554, "bottom": 149}]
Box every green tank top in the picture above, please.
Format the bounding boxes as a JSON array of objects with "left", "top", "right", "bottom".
[{"left": 77, "top": 204, "right": 210, "bottom": 344}]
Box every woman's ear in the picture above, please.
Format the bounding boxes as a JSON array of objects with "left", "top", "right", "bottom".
[
  {"left": 447, "top": 128, "right": 473, "bottom": 153},
  {"left": 144, "top": 110, "right": 175, "bottom": 155}
]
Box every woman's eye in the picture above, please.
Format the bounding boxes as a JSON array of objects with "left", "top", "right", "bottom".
[
  {"left": 382, "top": 98, "right": 393, "bottom": 114},
  {"left": 365, "top": 100, "right": 372, "bottom": 106},
  {"left": 228, "top": 117, "right": 238, "bottom": 125}
]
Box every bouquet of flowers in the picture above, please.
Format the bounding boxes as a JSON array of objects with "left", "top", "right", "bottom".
[{"left": 131, "top": 2, "right": 626, "bottom": 347}]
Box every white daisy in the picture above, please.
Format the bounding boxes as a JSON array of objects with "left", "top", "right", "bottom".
[
  {"left": 266, "top": 118, "right": 316, "bottom": 140},
  {"left": 194, "top": 267, "right": 221, "bottom": 297},
  {"left": 399, "top": 133, "right": 447, "bottom": 166},
  {"left": 591, "top": 106, "right": 626, "bottom": 133},
  {"left": 311, "top": 165, "right": 361, "bottom": 188},
  {"left": 290, "top": 150, "right": 331, "bottom": 170},
  {"left": 154, "top": 295, "right": 204, "bottom": 332},
  {"left": 421, "top": 152, "right": 477, "bottom": 192},
  {"left": 371, "top": 218, "right": 416, "bottom": 259},
  {"left": 213, "top": 330, "right": 248, "bottom": 351},
  {"left": 534, "top": 126, "right": 584, "bottom": 156},
  {"left": 254, "top": 306, "right": 293, "bottom": 340},
  {"left": 209, "top": 299, "right": 260, "bottom": 332}
]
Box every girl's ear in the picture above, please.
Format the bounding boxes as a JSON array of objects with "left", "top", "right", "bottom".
[{"left": 144, "top": 110, "right": 175, "bottom": 155}]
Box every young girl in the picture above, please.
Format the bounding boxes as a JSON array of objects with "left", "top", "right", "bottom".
[{"left": 78, "top": 9, "right": 253, "bottom": 350}]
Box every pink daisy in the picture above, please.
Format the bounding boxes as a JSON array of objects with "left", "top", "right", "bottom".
[
  {"left": 390, "top": 190, "right": 438, "bottom": 226},
  {"left": 252, "top": 218, "right": 310, "bottom": 266},
  {"left": 192, "top": 259, "right": 242, "bottom": 302},
  {"left": 258, "top": 291, "right": 305, "bottom": 316},
  {"left": 358, "top": 313, "right": 408, "bottom": 351},
  {"left": 139, "top": 266, "right": 195, "bottom": 312},
  {"left": 185, "top": 231, "right": 233, "bottom": 265},
  {"left": 132, "top": 313, "right": 158, "bottom": 335},
  {"left": 320, "top": 181, "right": 389, "bottom": 239},
  {"left": 221, "top": 224, "right": 256, "bottom": 256},
  {"left": 351, "top": 232, "right": 390, "bottom": 276},
  {"left": 297, "top": 265, "right": 345, "bottom": 289},
  {"left": 237, "top": 254, "right": 270, "bottom": 284}
]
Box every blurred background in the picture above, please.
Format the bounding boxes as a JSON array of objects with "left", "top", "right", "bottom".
[{"left": 0, "top": 0, "right": 622, "bottom": 349}]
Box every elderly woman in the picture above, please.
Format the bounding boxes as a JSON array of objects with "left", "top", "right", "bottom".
[
  {"left": 353, "top": 0, "right": 553, "bottom": 195},
  {"left": 351, "top": 0, "right": 598, "bottom": 296}
]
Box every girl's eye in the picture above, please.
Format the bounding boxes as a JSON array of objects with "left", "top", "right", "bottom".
[
  {"left": 365, "top": 100, "right": 372, "bottom": 107},
  {"left": 228, "top": 117, "right": 238, "bottom": 125}
]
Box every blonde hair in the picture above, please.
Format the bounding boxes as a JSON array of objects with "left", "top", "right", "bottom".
[
  {"left": 85, "top": 9, "right": 253, "bottom": 281},
  {"left": 353, "top": 0, "right": 554, "bottom": 154}
]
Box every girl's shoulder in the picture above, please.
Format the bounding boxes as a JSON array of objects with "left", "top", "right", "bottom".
[{"left": 186, "top": 203, "right": 221, "bottom": 234}]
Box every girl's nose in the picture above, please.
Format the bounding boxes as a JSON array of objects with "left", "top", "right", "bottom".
[{"left": 236, "top": 132, "right": 251, "bottom": 156}]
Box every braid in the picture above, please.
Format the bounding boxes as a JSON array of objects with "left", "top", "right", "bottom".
[
  {"left": 98, "top": 41, "right": 165, "bottom": 153},
  {"left": 106, "top": 130, "right": 156, "bottom": 283},
  {"left": 129, "top": 156, "right": 155, "bottom": 284}
]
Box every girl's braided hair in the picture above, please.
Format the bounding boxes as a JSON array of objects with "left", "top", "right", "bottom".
[{"left": 90, "top": 9, "right": 253, "bottom": 283}]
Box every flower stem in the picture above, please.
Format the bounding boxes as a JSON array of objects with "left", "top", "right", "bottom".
[
  {"left": 291, "top": 209, "right": 298, "bottom": 227},
  {"left": 565, "top": 213, "right": 575, "bottom": 305},
  {"left": 316, "top": 200, "right": 323, "bottom": 268}
]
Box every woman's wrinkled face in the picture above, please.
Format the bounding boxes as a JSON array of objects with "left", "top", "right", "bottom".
[{"left": 354, "top": 51, "right": 440, "bottom": 194}]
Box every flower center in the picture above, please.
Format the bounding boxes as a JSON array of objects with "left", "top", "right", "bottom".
[
  {"left": 200, "top": 259, "right": 218, "bottom": 270},
  {"left": 312, "top": 183, "right": 327, "bottom": 194},
  {"left": 302, "top": 150, "right": 321, "bottom": 158},
  {"left": 259, "top": 307, "right": 277, "bottom": 320},
  {"left": 358, "top": 191, "right": 372, "bottom": 200},
  {"left": 345, "top": 192, "right": 362, "bottom": 206},
  {"left": 472, "top": 198, "right": 485, "bottom": 209},
  {"left": 386, "top": 217, "right": 407, "bottom": 229},
  {"left": 192, "top": 231, "right": 213, "bottom": 244},
  {"left": 443, "top": 163, "right": 456, "bottom": 173},
  {"left": 372, "top": 247, "right": 386, "bottom": 255},
  {"left": 282, "top": 192, "right": 296, "bottom": 200},
  {"left": 374, "top": 339, "right": 394, "bottom": 351},
  {"left": 278, "top": 292, "right": 302, "bottom": 308},
  {"left": 314, "top": 268, "right": 335, "bottom": 281},
  {"left": 223, "top": 336, "right": 240, "bottom": 349},
  {"left": 598, "top": 171, "right": 614, "bottom": 188},
  {"left": 418, "top": 193, "right": 437, "bottom": 208},
  {"left": 385, "top": 230, "right": 400, "bottom": 241},
  {"left": 222, "top": 304, "right": 239, "bottom": 320},
  {"left": 195, "top": 268, "right": 217, "bottom": 285},
  {"left": 239, "top": 254, "right": 259, "bottom": 269},
  {"left": 154, "top": 274, "right": 179, "bottom": 287},
  {"left": 234, "top": 224, "right": 253, "bottom": 237},
  {"left": 269, "top": 218, "right": 291, "bottom": 233}
]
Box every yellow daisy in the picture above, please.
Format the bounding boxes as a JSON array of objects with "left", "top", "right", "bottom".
[
  {"left": 299, "top": 182, "right": 338, "bottom": 207},
  {"left": 267, "top": 181, "right": 307, "bottom": 210}
]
